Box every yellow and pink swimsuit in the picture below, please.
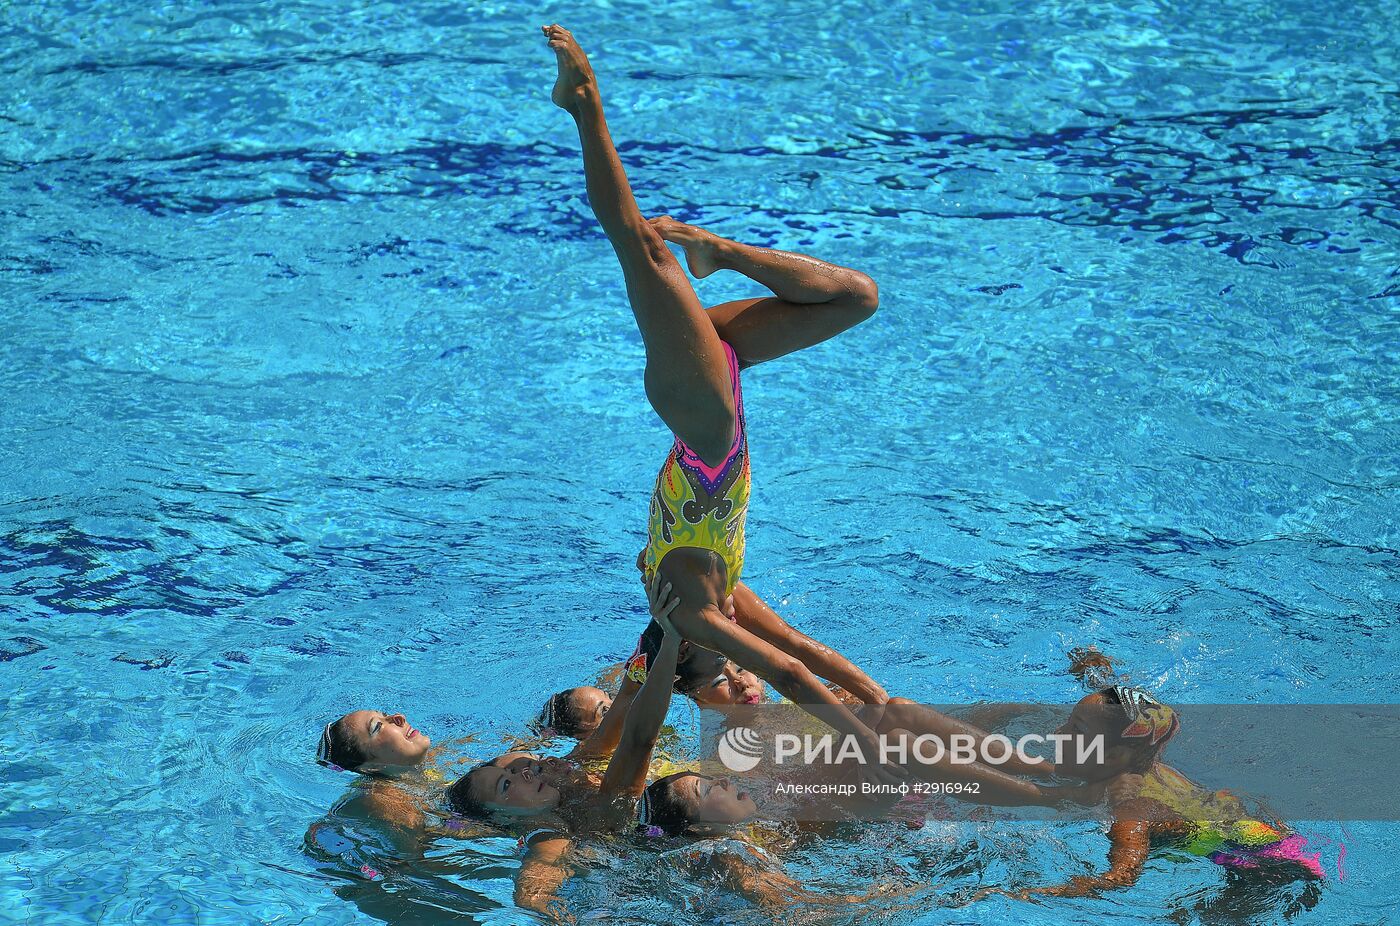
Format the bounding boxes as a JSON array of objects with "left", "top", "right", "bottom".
[
  {"left": 640, "top": 339, "right": 750, "bottom": 594},
  {"left": 628, "top": 340, "right": 750, "bottom": 684},
  {"left": 1140, "top": 765, "right": 1326, "bottom": 879}
]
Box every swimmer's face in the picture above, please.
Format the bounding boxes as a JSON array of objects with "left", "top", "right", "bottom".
[
  {"left": 341, "top": 710, "right": 431, "bottom": 772},
  {"left": 674, "top": 643, "right": 728, "bottom": 692},
  {"left": 669, "top": 772, "right": 756, "bottom": 828},
  {"left": 1052, "top": 693, "right": 1142, "bottom": 780},
  {"left": 684, "top": 661, "right": 764, "bottom": 707},
  {"left": 465, "top": 753, "right": 562, "bottom": 815},
  {"left": 497, "top": 751, "right": 578, "bottom": 785},
  {"left": 563, "top": 686, "right": 611, "bottom": 738}
]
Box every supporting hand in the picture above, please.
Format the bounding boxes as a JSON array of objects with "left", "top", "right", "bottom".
[{"left": 646, "top": 570, "right": 682, "bottom": 639}]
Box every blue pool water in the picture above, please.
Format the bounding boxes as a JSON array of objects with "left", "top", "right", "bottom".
[{"left": 2, "top": 0, "right": 1397, "bottom": 922}]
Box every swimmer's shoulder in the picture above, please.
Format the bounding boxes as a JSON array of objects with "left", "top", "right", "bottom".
[{"left": 346, "top": 779, "right": 427, "bottom": 831}]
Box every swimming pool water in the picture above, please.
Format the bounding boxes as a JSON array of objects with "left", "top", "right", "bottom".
[{"left": 2, "top": 0, "right": 1397, "bottom": 923}]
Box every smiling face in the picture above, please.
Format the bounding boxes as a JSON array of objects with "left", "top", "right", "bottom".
[
  {"left": 682, "top": 661, "right": 764, "bottom": 707},
  {"left": 338, "top": 710, "right": 431, "bottom": 773},
  {"left": 462, "top": 753, "right": 563, "bottom": 816}
]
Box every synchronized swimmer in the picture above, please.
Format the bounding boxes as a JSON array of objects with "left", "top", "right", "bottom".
[{"left": 308, "top": 23, "right": 1327, "bottom": 919}]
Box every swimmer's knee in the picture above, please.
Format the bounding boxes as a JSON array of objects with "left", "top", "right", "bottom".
[
  {"left": 848, "top": 273, "right": 880, "bottom": 317},
  {"left": 634, "top": 222, "right": 674, "bottom": 265},
  {"left": 883, "top": 697, "right": 914, "bottom": 725}
]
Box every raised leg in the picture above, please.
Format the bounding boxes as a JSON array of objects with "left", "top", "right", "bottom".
[
  {"left": 648, "top": 216, "right": 880, "bottom": 366},
  {"left": 544, "top": 25, "right": 734, "bottom": 464}
]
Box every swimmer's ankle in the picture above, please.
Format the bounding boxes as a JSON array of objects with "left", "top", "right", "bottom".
[
  {"left": 709, "top": 236, "right": 743, "bottom": 270},
  {"left": 562, "top": 83, "right": 601, "bottom": 117}
]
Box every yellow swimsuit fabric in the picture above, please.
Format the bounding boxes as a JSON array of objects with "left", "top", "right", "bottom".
[
  {"left": 1138, "top": 764, "right": 1285, "bottom": 854},
  {"left": 642, "top": 340, "right": 750, "bottom": 597}
]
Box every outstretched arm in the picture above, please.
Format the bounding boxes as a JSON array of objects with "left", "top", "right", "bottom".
[
  {"left": 678, "top": 604, "right": 904, "bottom": 787},
  {"left": 600, "top": 574, "right": 682, "bottom": 803},
  {"left": 647, "top": 216, "right": 879, "bottom": 366},
  {"left": 979, "top": 811, "right": 1154, "bottom": 901},
  {"left": 1026, "top": 816, "right": 1151, "bottom": 897},
  {"left": 567, "top": 676, "right": 639, "bottom": 762},
  {"left": 731, "top": 582, "right": 888, "bottom": 705},
  {"left": 698, "top": 846, "right": 917, "bottom": 911}
]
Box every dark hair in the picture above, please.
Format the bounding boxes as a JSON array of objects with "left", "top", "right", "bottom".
[
  {"left": 636, "top": 620, "right": 727, "bottom": 694},
  {"left": 317, "top": 717, "right": 371, "bottom": 772},
  {"left": 446, "top": 762, "right": 495, "bottom": 818},
  {"left": 1067, "top": 647, "right": 1119, "bottom": 689},
  {"left": 537, "top": 689, "right": 591, "bottom": 739},
  {"left": 640, "top": 772, "right": 699, "bottom": 835}
]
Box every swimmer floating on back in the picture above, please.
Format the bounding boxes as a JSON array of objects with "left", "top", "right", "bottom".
[
  {"left": 976, "top": 686, "right": 1326, "bottom": 901},
  {"left": 451, "top": 578, "right": 1069, "bottom": 916},
  {"left": 317, "top": 709, "right": 433, "bottom": 777},
  {"left": 536, "top": 686, "right": 613, "bottom": 740},
  {"left": 583, "top": 571, "right": 1051, "bottom": 777},
  {"left": 312, "top": 573, "right": 692, "bottom": 918},
  {"left": 542, "top": 23, "right": 906, "bottom": 785},
  {"left": 445, "top": 573, "right": 701, "bottom": 916}
]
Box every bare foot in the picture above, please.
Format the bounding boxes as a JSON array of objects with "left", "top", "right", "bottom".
[
  {"left": 542, "top": 24, "right": 596, "bottom": 113},
  {"left": 647, "top": 215, "right": 726, "bottom": 278}
]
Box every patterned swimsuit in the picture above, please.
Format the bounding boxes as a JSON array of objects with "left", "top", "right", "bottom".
[
  {"left": 627, "top": 340, "right": 750, "bottom": 685},
  {"left": 640, "top": 339, "right": 750, "bottom": 597}
]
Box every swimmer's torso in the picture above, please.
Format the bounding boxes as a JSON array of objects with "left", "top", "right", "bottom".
[
  {"left": 1130, "top": 764, "right": 1322, "bottom": 876},
  {"left": 643, "top": 340, "right": 749, "bottom": 596}
]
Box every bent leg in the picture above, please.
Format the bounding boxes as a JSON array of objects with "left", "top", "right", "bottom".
[
  {"left": 647, "top": 217, "right": 880, "bottom": 366},
  {"left": 656, "top": 553, "right": 907, "bottom": 787},
  {"left": 730, "top": 581, "right": 888, "bottom": 704},
  {"left": 655, "top": 547, "right": 885, "bottom": 750},
  {"left": 546, "top": 26, "right": 734, "bottom": 464}
]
